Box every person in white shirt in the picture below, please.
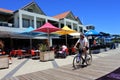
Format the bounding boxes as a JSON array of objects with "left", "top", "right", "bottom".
[
  {"left": 62, "top": 44, "right": 67, "bottom": 52},
  {"left": 74, "top": 33, "right": 89, "bottom": 54}
]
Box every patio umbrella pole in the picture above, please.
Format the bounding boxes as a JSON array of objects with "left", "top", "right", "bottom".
[
  {"left": 54, "top": 26, "right": 76, "bottom": 46},
  {"left": 65, "top": 34, "right": 67, "bottom": 46},
  {"left": 47, "top": 28, "right": 50, "bottom": 50},
  {"left": 30, "top": 32, "right": 32, "bottom": 49},
  {"left": 48, "top": 33, "right": 50, "bottom": 50},
  {"left": 33, "top": 22, "right": 61, "bottom": 50},
  {"left": 30, "top": 38, "right": 32, "bottom": 49}
]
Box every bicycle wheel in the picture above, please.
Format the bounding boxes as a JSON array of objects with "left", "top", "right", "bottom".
[
  {"left": 86, "top": 53, "right": 92, "bottom": 65},
  {"left": 73, "top": 55, "right": 82, "bottom": 69}
]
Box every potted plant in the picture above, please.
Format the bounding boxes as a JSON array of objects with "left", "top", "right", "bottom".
[
  {"left": 39, "top": 44, "right": 48, "bottom": 52},
  {"left": 39, "top": 44, "right": 48, "bottom": 61},
  {"left": 39, "top": 44, "right": 55, "bottom": 61}
]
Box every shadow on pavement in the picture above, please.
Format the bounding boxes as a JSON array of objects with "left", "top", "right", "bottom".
[{"left": 96, "top": 67, "right": 120, "bottom": 80}]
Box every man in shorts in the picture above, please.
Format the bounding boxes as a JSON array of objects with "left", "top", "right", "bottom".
[{"left": 74, "top": 33, "right": 89, "bottom": 64}]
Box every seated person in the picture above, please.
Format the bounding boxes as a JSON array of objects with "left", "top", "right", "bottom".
[
  {"left": 58, "top": 44, "right": 67, "bottom": 58},
  {"left": 58, "top": 47, "right": 63, "bottom": 54},
  {"left": 62, "top": 44, "right": 67, "bottom": 52}
]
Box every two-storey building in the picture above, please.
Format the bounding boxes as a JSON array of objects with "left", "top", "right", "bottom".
[{"left": 0, "top": 1, "right": 87, "bottom": 50}]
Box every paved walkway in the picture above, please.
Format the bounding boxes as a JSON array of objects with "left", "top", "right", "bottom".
[{"left": 0, "top": 47, "right": 120, "bottom": 80}]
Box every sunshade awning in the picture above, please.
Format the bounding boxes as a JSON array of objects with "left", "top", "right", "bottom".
[
  {"left": 54, "top": 26, "right": 76, "bottom": 35},
  {"left": 84, "top": 30, "right": 100, "bottom": 36},
  {"left": 69, "top": 32, "right": 81, "bottom": 38},
  {"left": 54, "top": 26, "right": 77, "bottom": 45},
  {"left": 33, "top": 22, "right": 61, "bottom": 47}
]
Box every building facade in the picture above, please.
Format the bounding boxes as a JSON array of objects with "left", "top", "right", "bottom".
[
  {"left": 0, "top": 1, "right": 86, "bottom": 46},
  {"left": 86, "top": 25, "right": 95, "bottom": 30}
]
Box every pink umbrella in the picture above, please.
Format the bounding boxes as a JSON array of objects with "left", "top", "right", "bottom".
[{"left": 33, "top": 22, "right": 61, "bottom": 48}]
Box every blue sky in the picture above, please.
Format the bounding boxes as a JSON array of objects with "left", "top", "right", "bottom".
[{"left": 0, "top": 0, "right": 120, "bottom": 34}]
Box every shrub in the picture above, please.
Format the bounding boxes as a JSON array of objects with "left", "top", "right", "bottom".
[{"left": 38, "top": 44, "right": 47, "bottom": 52}]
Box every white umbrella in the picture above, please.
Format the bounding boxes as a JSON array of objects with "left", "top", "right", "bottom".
[{"left": 69, "top": 32, "right": 81, "bottom": 38}]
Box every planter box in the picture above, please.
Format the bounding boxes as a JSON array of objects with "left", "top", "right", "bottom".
[
  {"left": 0, "top": 55, "right": 9, "bottom": 69},
  {"left": 40, "top": 51, "right": 55, "bottom": 61},
  {"left": 48, "top": 51, "right": 55, "bottom": 60}
]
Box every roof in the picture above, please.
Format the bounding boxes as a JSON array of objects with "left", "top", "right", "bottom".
[
  {"left": 53, "top": 11, "right": 83, "bottom": 24},
  {"left": 0, "top": 8, "right": 13, "bottom": 14},
  {"left": 53, "top": 11, "right": 71, "bottom": 19},
  {"left": 75, "top": 16, "right": 80, "bottom": 20},
  {"left": 20, "top": 1, "right": 46, "bottom": 15},
  {"left": 75, "top": 16, "right": 83, "bottom": 24}
]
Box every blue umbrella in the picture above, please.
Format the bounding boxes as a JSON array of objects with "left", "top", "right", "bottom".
[
  {"left": 84, "top": 30, "right": 100, "bottom": 54},
  {"left": 21, "top": 26, "right": 45, "bottom": 37},
  {"left": 21, "top": 26, "right": 35, "bottom": 49},
  {"left": 84, "top": 30, "right": 100, "bottom": 36},
  {"left": 24, "top": 26, "right": 34, "bottom": 32},
  {"left": 21, "top": 26, "right": 37, "bottom": 36},
  {"left": 20, "top": 26, "right": 45, "bottom": 49}
]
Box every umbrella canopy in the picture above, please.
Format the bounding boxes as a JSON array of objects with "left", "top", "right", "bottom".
[
  {"left": 21, "top": 26, "right": 45, "bottom": 37},
  {"left": 69, "top": 32, "right": 81, "bottom": 38},
  {"left": 99, "top": 32, "right": 110, "bottom": 36},
  {"left": 33, "top": 22, "right": 61, "bottom": 48},
  {"left": 54, "top": 26, "right": 77, "bottom": 45},
  {"left": 54, "top": 26, "right": 76, "bottom": 35},
  {"left": 19, "top": 26, "right": 45, "bottom": 49},
  {"left": 24, "top": 26, "right": 34, "bottom": 32},
  {"left": 84, "top": 30, "right": 100, "bottom": 36},
  {"left": 20, "top": 26, "right": 34, "bottom": 36},
  {"left": 20, "top": 26, "right": 35, "bottom": 49},
  {"left": 34, "top": 22, "right": 61, "bottom": 33}
]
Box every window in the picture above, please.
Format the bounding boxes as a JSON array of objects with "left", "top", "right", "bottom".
[
  {"left": 79, "top": 27, "right": 83, "bottom": 32},
  {"left": 37, "top": 21, "right": 41, "bottom": 28},
  {"left": 86, "top": 26, "right": 95, "bottom": 30},
  {"left": 22, "top": 18, "right": 30, "bottom": 28},
  {"left": 32, "top": 20, "right": 34, "bottom": 28},
  {"left": 73, "top": 26, "right": 77, "bottom": 31}
]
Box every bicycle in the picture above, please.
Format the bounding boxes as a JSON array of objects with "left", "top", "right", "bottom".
[{"left": 73, "top": 48, "right": 92, "bottom": 69}]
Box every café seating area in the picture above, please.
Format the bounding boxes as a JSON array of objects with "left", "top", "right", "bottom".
[{"left": 9, "top": 49, "right": 40, "bottom": 59}]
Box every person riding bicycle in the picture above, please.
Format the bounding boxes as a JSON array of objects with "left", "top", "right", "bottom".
[
  {"left": 74, "top": 33, "right": 89, "bottom": 62},
  {"left": 72, "top": 34, "right": 92, "bottom": 68}
]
